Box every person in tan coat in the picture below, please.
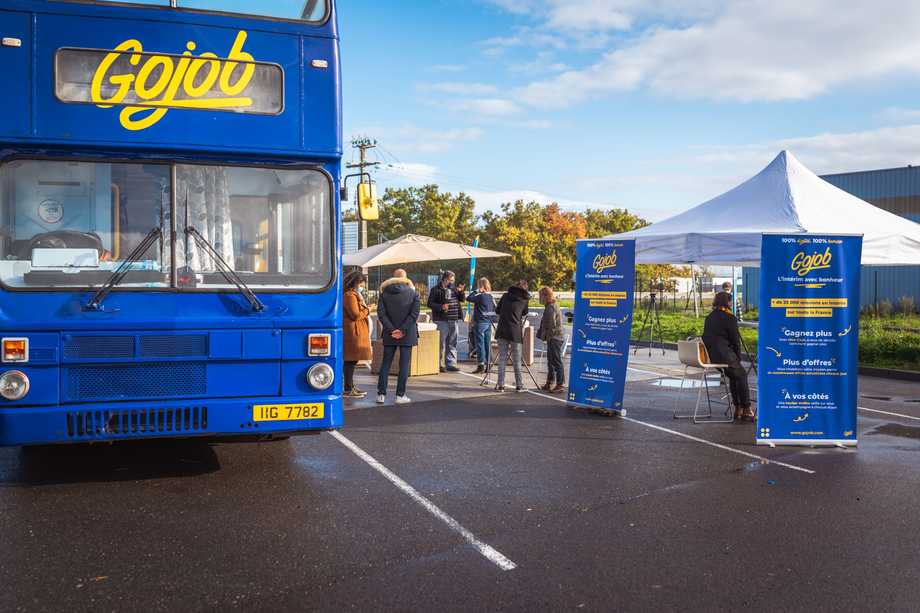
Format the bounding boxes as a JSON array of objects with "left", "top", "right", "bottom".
[{"left": 343, "top": 271, "right": 372, "bottom": 398}]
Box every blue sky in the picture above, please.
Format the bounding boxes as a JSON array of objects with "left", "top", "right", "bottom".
[{"left": 339, "top": 0, "right": 920, "bottom": 221}]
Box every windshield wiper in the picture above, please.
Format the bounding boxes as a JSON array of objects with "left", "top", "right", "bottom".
[
  {"left": 84, "top": 227, "right": 162, "bottom": 311},
  {"left": 185, "top": 226, "right": 266, "bottom": 313}
]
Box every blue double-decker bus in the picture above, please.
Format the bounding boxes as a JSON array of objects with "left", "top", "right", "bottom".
[{"left": 0, "top": 0, "right": 345, "bottom": 445}]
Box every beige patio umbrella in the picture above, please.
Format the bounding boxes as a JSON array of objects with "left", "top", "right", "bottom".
[{"left": 343, "top": 233, "right": 509, "bottom": 268}]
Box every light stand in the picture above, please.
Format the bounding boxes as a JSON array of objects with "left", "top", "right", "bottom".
[
  {"left": 633, "top": 290, "right": 666, "bottom": 357},
  {"left": 480, "top": 322, "right": 540, "bottom": 388}
]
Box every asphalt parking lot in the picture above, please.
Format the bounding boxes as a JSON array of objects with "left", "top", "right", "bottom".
[{"left": 2, "top": 352, "right": 920, "bottom": 612}]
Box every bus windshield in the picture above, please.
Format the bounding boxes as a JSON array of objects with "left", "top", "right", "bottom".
[
  {"left": 90, "top": 0, "right": 328, "bottom": 22},
  {"left": 0, "top": 159, "right": 332, "bottom": 291}
]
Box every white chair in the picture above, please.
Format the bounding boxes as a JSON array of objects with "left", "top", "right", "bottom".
[{"left": 673, "top": 338, "right": 735, "bottom": 424}]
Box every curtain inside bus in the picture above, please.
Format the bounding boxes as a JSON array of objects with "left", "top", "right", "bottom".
[{"left": 170, "top": 165, "right": 233, "bottom": 272}]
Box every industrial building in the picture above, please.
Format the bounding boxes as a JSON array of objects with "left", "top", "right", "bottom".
[{"left": 743, "top": 165, "right": 920, "bottom": 311}]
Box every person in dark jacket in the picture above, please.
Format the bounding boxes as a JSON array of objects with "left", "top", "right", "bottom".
[
  {"left": 376, "top": 269, "right": 421, "bottom": 404},
  {"left": 494, "top": 280, "right": 530, "bottom": 392},
  {"left": 467, "top": 277, "right": 497, "bottom": 374},
  {"left": 702, "top": 292, "right": 753, "bottom": 421},
  {"left": 427, "top": 270, "right": 466, "bottom": 372}
]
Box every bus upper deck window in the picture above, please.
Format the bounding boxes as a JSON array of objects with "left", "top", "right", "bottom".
[{"left": 177, "top": 0, "right": 329, "bottom": 22}]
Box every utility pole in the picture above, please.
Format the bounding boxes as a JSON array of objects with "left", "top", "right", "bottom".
[{"left": 346, "top": 137, "right": 379, "bottom": 250}]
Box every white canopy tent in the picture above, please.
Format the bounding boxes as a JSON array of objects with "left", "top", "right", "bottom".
[
  {"left": 610, "top": 150, "right": 920, "bottom": 266},
  {"left": 343, "top": 233, "right": 509, "bottom": 268}
]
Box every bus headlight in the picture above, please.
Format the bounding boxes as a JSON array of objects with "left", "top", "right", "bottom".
[
  {"left": 0, "top": 370, "right": 30, "bottom": 400},
  {"left": 306, "top": 363, "right": 334, "bottom": 391}
]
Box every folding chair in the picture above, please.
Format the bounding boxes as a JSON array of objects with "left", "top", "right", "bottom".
[{"left": 673, "top": 338, "right": 735, "bottom": 424}]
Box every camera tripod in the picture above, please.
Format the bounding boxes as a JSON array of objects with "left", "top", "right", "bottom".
[
  {"left": 633, "top": 291, "right": 666, "bottom": 357},
  {"left": 479, "top": 322, "right": 541, "bottom": 389}
]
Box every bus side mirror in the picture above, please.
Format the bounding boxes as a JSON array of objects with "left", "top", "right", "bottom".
[
  {"left": 357, "top": 182, "right": 379, "bottom": 221},
  {"left": 340, "top": 186, "right": 348, "bottom": 202}
]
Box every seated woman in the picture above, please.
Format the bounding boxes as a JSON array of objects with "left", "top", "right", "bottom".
[{"left": 702, "top": 292, "right": 754, "bottom": 421}]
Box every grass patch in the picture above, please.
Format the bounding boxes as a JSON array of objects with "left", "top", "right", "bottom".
[{"left": 629, "top": 306, "right": 920, "bottom": 372}]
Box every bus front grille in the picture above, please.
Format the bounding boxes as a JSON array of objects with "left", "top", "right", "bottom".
[
  {"left": 65, "top": 406, "right": 209, "bottom": 439},
  {"left": 64, "top": 363, "right": 207, "bottom": 401},
  {"left": 64, "top": 336, "right": 135, "bottom": 360},
  {"left": 140, "top": 334, "right": 208, "bottom": 358}
]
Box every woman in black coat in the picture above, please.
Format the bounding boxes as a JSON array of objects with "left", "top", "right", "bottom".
[
  {"left": 702, "top": 292, "right": 753, "bottom": 421},
  {"left": 376, "top": 273, "right": 421, "bottom": 404},
  {"left": 494, "top": 281, "right": 531, "bottom": 391}
]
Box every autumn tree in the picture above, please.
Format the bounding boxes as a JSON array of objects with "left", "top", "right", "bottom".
[{"left": 366, "top": 185, "right": 479, "bottom": 245}]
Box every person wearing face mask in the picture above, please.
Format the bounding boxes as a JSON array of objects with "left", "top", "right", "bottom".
[
  {"left": 427, "top": 270, "right": 466, "bottom": 372},
  {"left": 342, "top": 270, "right": 371, "bottom": 398}
]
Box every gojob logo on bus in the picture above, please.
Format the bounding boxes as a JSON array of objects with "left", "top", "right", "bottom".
[{"left": 55, "top": 31, "right": 284, "bottom": 131}]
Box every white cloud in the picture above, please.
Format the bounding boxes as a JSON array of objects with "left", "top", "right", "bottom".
[
  {"left": 515, "top": 119, "right": 553, "bottom": 129},
  {"left": 508, "top": 0, "right": 920, "bottom": 108},
  {"left": 379, "top": 163, "right": 440, "bottom": 183},
  {"left": 360, "top": 125, "right": 485, "bottom": 154},
  {"left": 545, "top": 1, "right": 633, "bottom": 32},
  {"left": 465, "top": 189, "right": 624, "bottom": 215},
  {"left": 431, "top": 64, "right": 467, "bottom": 73},
  {"left": 484, "top": 0, "right": 724, "bottom": 33},
  {"left": 421, "top": 82, "right": 499, "bottom": 96},
  {"left": 449, "top": 98, "right": 522, "bottom": 116},
  {"left": 696, "top": 124, "right": 920, "bottom": 175},
  {"left": 878, "top": 107, "right": 920, "bottom": 125}
]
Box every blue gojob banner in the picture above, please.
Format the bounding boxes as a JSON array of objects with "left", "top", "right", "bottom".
[
  {"left": 567, "top": 239, "right": 636, "bottom": 415},
  {"left": 757, "top": 234, "right": 863, "bottom": 446}
]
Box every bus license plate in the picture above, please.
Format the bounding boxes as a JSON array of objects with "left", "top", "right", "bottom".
[{"left": 253, "top": 403, "right": 324, "bottom": 422}]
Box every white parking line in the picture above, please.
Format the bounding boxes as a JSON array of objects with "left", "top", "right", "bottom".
[
  {"left": 627, "top": 366, "right": 674, "bottom": 378},
  {"left": 457, "top": 370, "right": 815, "bottom": 474},
  {"left": 328, "top": 430, "right": 517, "bottom": 571},
  {"left": 628, "top": 367, "right": 920, "bottom": 423},
  {"left": 858, "top": 406, "right": 920, "bottom": 422},
  {"left": 523, "top": 389, "right": 817, "bottom": 475}
]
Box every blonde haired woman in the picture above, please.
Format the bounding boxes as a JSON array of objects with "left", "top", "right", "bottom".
[{"left": 467, "top": 277, "right": 497, "bottom": 374}]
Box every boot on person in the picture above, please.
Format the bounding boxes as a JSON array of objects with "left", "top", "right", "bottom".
[{"left": 541, "top": 377, "right": 554, "bottom": 392}]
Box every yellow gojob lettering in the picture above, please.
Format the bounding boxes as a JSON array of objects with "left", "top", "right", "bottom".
[
  {"left": 90, "top": 30, "right": 258, "bottom": 131},
  {"left": 134, "top": 55, "right": 173, "bottom": 99},
  {"left": 219, "top": 31, "right": 256, "bottom": 96},
  {"left": 791, "top": 247, "right": 833, "bottom": 276},
  {"left": 183, "top": 53, "right": 222, "bottom": 97},
  {"left": 592, "top": 252, "right": 618, "bottom": 274},
  {"left": 90, "top": 39, "right": 143, "bottom": 108}
]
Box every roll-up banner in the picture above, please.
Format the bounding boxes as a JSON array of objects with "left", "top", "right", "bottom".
[
  {"left": 757, "top": 234, "right": 863, "bottom": 446},
  {"left": 568, "top": 239, "right": 636, "bottom": 415}
]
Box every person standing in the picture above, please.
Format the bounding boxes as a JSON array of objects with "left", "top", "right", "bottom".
[
  {"left": 376, "top": 269, "right": 421, "bottom": 404},
  {"left": 537, "top": 286, "right": 566, "bottom": 393},
  {"left": 427, "top": 270, "right": 466, "bottom": 372},
  {"left": 702, "top": 292, "right": 754, "bottom": 421},
  {"left": 467, "top": 277, "right": 497, "bottom": 374},
  {"left": 722, "top": 281, "right": 744, "bottom": 321},
  {"left": 342, "top": 271, "right": 371, "bottom": 398},
  {"left": 494, "top": 279, "right": 530, "bottom": 392}
]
